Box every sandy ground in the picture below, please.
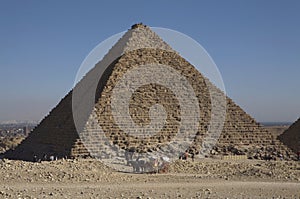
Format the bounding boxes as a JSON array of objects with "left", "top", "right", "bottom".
[
  {"left": 0, "top": 158, "right": 300, "bottom": 198},
  {"left": 1, "top": 179, "right": 299, "bottom": 198}
]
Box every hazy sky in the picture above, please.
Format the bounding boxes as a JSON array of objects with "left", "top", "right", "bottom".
[{"left": 0, "top": 0, "right": 299, "bottom": 123}]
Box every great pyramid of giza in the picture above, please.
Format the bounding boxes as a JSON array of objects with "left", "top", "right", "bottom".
[
  {"left": 278, "top": 118, "right": 300, "bottom": 154},
  {"left": 3, "top": 24, "right": 295, "bottom": 163}
]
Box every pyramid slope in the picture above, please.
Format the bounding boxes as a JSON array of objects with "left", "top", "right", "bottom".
[
  {"left": 2, "top": 24, "right": 175, "bottom": 161},
  {"left": 3, "top": 24, "right": 294, "bottom": 161},
  {"left": 79, "top": 48, "right": 294, "bottom": 160},
  {"left": 278, "top": 118, "right": 300, "bottom": 153}
]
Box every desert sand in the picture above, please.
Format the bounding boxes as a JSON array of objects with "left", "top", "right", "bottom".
[{"left": 0, "top": 158, "right": 299, "bottom": 198}]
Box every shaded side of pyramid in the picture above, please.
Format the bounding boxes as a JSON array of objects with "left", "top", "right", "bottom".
[
  {"left": 278, "top": 118, "right": 300, "bottom": 153},
  {"left": 3, "top": 24, "right": 295, "bottom": 161}
]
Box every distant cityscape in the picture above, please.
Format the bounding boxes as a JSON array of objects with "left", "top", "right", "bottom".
[{"left": 0, "top": 122, "right": 37, "bottom": 138}]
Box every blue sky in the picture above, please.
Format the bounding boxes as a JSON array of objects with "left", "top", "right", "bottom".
[{"left": 0, "top": 0, "right": 299, "bottom": 123}]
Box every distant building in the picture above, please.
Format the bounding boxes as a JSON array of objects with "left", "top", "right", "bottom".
[{"left": 23, "top": 126, "right": 30, "bottom": 136}]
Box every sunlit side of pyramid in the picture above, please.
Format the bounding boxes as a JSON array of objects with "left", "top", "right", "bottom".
[
  {"left": 278, "top": 118, "right": 300, "bottom": 153},
  {"left": 3, "top": 23, "right": 295, "bottom": 161}
]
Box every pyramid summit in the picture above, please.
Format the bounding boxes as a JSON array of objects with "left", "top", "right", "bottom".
[
  {"left": 3, "top": 24, "right": 296, "bottom": 165},
  {"left": 131, "top": 23, "right": 147, "bottom": 29}
]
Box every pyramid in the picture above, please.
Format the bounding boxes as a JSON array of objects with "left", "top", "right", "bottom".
[
  {"left": 3, "top": 24, "right": 295, "bottom": 162},
  {"left": 278, "top": 118, "right": 300, "bottom": 153}
]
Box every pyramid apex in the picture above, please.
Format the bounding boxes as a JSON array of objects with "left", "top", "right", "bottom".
[{"left": 131, "top": 23, "right": 147, "bottom": 29}]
